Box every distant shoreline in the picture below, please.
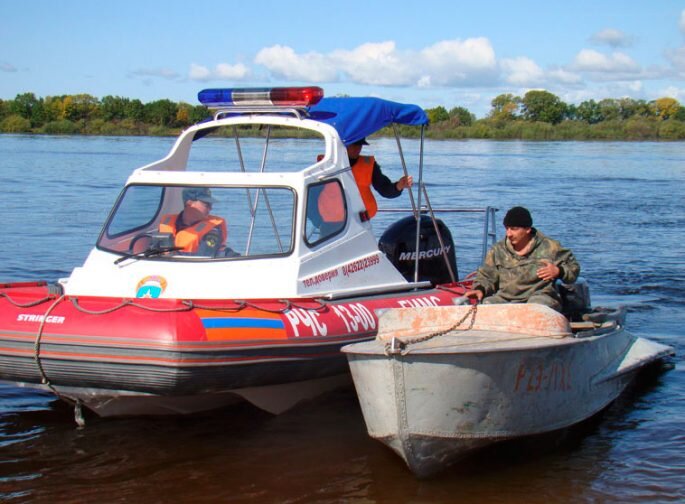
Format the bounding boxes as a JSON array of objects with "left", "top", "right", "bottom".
[
  {"left": 2, "top": 90, "right": 685, "bottom": 141},
  {"left": 2, "top": 124, "right": 684, "bottom": 142}
]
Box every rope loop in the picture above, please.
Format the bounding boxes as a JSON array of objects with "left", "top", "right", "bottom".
[
  {"left": 0, "top": 291, "right": 56, "bottom": 308},
  {"left": 384, "top": 304, "right": 478, "bottom": 355},
  {"left": 33, "top": 294, "right": 65, "bottom": 394}
]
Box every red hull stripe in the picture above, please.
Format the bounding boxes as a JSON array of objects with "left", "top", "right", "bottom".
[
  {"left": 0, "top": 331, "right": 368, "bottom": 349},
  {"left": 0, "top": 346, "right": 346, "bottom": 366}
]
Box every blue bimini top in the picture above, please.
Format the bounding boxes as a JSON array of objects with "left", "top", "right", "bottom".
[{"left": 308, "top": 97, "right": 428, "bottom": 146}]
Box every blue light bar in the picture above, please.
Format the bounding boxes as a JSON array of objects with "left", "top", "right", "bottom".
[{"left": 198, "top": 87, "right": 324, "bottom": 108}]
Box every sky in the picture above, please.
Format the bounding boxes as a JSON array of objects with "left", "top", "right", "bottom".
[{"left": 2, "top": 0, "right": 685, "bottom": 117}]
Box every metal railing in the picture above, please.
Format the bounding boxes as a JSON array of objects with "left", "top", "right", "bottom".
[{"left": 213, "top": 106, "right": 309, "bottom": 121}]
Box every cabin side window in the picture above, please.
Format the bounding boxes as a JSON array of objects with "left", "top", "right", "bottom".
[{"left": 305, "top": 180, "right": 347, "bottom": 246}]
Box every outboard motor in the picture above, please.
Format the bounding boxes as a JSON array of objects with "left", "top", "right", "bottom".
[
  {"left": 379, "top": 215, "right": 457, "bottom": 284},
  {"left": 556, "top": 277, "right": 591, "bottom": 321}
]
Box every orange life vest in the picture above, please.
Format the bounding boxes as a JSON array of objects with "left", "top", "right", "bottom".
[
  {"left": 350, "top": 156, "right": 377, "bottom": 218},
  {"left": 159, "top": 214, "right": 227, "bottom": 253},
  {"left": 315, "top": 155, "right": 378, "bottom": 222}
]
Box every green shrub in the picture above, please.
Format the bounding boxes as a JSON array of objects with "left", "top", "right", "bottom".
[
  {"left": 496, "top": 121, "right": 524, "bottom": 139},
  {"left": 469, "top": 122, "right": 493, "bottom": 138},
  {"left": 1, "top": 114, "right": 32, "bottom": 133},
  {"left": 554, "top": 121, "right": 589, "bottom": 140},
  {"left": 119, "top": 118, "right": 144, "bottom": 135},
  {"left": 624, "top": 117, "right": 657, "bottom": 140},
  {"left": 658, "top": 120, "right": 685, "bottom": 140},
  {"left": 83, "top": 118, "right": 132, "bottom": 136},
  {"left": 147, "top": 125, "right": 178, "bottom": 136},
  {"left": 40, "top": 119, "right": 80, "bottom": 135},
  {"left": 589, "top": 120, "right": 624, "bottom": 140}
]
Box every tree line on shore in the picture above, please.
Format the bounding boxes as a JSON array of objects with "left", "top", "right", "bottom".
[
  {"left": 0, "top": 93, "right": 208, "bottom": 137},
  {"left": 2, "top": 90, "right": 685, "bottom": 140}
]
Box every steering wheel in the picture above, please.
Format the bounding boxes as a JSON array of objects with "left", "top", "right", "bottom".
[{"left": 128, "top": 233, "right": 154, "bottom": 253}]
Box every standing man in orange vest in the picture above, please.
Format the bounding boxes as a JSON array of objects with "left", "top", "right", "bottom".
[
  {"left": 346, "top": 137, "right": 413, "bottom": 219},
  {"left": 159, "top": 187, "right": 227, "bottom": 256}
]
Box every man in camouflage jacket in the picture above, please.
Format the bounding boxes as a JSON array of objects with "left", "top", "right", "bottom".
[{"left": 464, "top": 206, "right": 580, "bottom": 312}]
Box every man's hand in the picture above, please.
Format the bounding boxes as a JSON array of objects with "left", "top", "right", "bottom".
[
  {"left": 537, "top": 260, "right": 560, "bottom": 282},
  {"left": 463, "top": 289, "right": 484, "bottom": 302},
  {"left": 395, "top": 175, "right": 413, "bottom": 191}
]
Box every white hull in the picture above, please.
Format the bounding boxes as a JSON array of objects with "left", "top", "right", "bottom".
[
  {"left": 342, "top": 304, "right": 674, "bottom": 477},
  {"left": 12, "top": 373, "right": 352, "bottom": 418}
]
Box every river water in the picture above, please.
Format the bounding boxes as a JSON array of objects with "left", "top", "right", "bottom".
[{"left": 0, "top": 134, "right": 682, "bottom": 503}]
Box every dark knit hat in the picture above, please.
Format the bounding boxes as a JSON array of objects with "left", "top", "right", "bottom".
[{"left": 503, "top": 206, "right": 532, "bottom": 227}]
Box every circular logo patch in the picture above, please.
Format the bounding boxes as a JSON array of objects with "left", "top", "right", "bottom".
[{"left": 136, "top": 275, "right": 168, "bottom": 298}]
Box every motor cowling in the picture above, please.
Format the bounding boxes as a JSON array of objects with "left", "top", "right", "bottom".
[
  {"left": 379, "top": 215, "right": 458, "bottom": 284},
  {"left": 556, "top": 277, "right": 591, "bottom": 321}
]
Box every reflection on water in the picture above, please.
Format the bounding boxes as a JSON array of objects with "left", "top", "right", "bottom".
[
  {"left": 2, "top": 371, "right": 674, "bottom": 504},
  {"left": 0, "top": 136, "right": 683, "bottom": 502}
]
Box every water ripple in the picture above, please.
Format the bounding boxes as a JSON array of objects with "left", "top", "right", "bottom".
[{"left": 0, "top": 136, "right": 683, "bottom": 503}]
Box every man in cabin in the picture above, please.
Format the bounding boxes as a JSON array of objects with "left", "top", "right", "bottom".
[
  {"left": 159, "top": 187, "right": 227, "bottom": 256},
  {"left": 463, "top": 206, "right": 580, "bottom": 312},
  {"left": 345, "top": 137, "right": 413, "bottom": 219},
  {"left": 310, "top": 138, "right": 414, "bottom": 235},
  {"left": 313, "top": 137, "right": 414, "bottom": 236}
]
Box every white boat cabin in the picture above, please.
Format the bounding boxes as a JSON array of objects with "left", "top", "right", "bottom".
[{"left": 63, "top": 88, "right": 426, "bottom": 300}]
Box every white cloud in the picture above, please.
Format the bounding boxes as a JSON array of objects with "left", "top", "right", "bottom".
[
  {"left": 666, "top": 46, "right": 685, "bottom": 75},
  {"left": 601, "top": 81, "right": 643, "bottom": 95},
  {"left": 417, "top": 75, "right": 432, "bottom": 88},
  {"left": 421, "top": 38, "right": 495, "bottom": 70},
  {"left": 182, "top": 35, "right": 677, "bottom": 109},
  {"left": 419, "top": 38, "right": 498, "bottom": 86},
  {"left": 660, "top": 85, "right": 685, "bottom": 101},
  {"left": 623, "top": 81, "right": 643, "bottom": 93},
  {"left": 253, "top": 38, "right": 498, "bottom": 88},
  {"left": 130, "top": 67, "right": 180, "bottom": 80},
  {"left": 1, "top": 61, "right": 17, "bottom": 73},
  {"left": 216, "top": 63, "right": 249, "bottom": 79},
  {"left": 189, "top": 62, "right": 250, "bottom": 82},
  {"left": 571, "top": 49, "right": 641, "bottom": 80},
  {"left": 255, "top": 45, "right": 338, "bottom": 82},
  {"left": 590, "top": 28, "right": 634, "bottom": 48},
  {"left": 560, "top": 81, "right": 645, "bottom": 106},
  {"left": 501, "top": 57, "right": 544, "bottom": 85},
  {"left": 189, "top": 64, "right": 211, "bottom": 81},
  {"left": 329, "top": 41, "right": 413, "bottom": 85},
  {"left": 547, "top": 68, "right": 583, "bottom": 85}
]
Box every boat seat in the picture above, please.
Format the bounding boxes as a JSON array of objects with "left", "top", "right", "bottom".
[
  {"left": 570, "top": 321, "right": 598, "bottom": 331},
  {"left": 570, "top": 306, "right": 625, "bottom": 336}
]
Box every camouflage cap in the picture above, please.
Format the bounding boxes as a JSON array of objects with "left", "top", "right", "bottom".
[{"left": 182, "top": 187, "right": 217, "bottom": 205}]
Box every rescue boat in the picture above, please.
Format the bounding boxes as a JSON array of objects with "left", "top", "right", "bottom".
[{"left": 0, "top": 87, "right": 487, "bottom": 420}]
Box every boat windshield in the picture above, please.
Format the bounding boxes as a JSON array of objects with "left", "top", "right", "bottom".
[
  {"left": 98, "top": 184, "right": 296, "bottom": 260},
  {"left": 186, "top": 126, "right": 324, "bottom": 173}
]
